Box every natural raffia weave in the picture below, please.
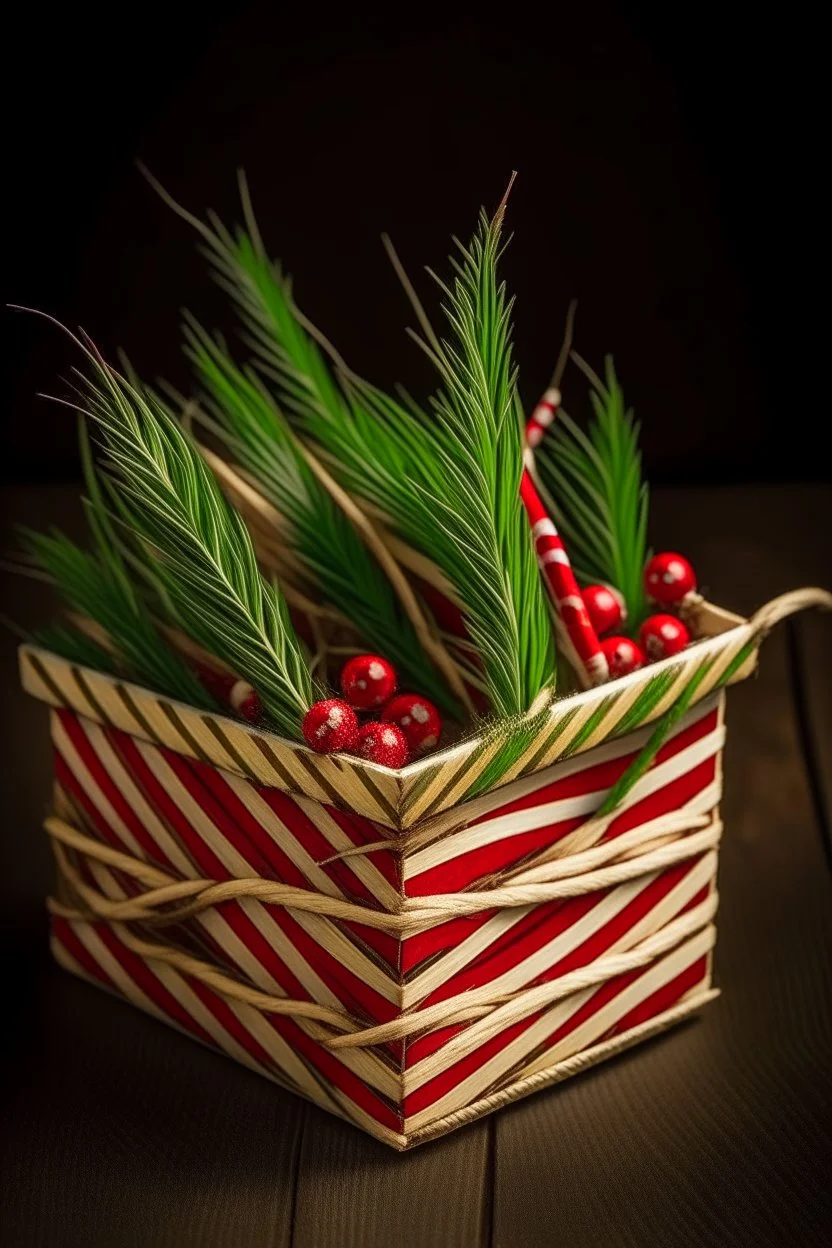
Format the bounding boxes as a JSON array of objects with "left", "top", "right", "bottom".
[{"left": 24, "top": 588, "right": 832, "bottom": 1147}]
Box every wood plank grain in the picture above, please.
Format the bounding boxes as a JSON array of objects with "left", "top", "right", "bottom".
[
  {"left": 292, "top": 1106, "right": 491, "bottom": 1248},
  {"left": 790, "top": 612, "right": 832, "bottom": 862},
  {"left": 492, "top": 486, "right": 832, "bottom": 1248},
  {"left": 2, "top": 484, "right": 830, "bottom": 1247},
  {"left": 0, "top": 972, "right": 305, "bottom": 1248}
]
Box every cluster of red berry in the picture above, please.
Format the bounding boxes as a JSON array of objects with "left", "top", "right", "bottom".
[
  {"left": 581, "top": 551, "right": 698, "bottom": 679},
  {"left": 301, "top": 655, "right": 441, "bottom": 767}
]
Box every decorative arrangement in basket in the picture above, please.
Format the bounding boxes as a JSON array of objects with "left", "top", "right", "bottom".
[{"left": 11, "top": 172, "right": 830, "bottom": 1151}]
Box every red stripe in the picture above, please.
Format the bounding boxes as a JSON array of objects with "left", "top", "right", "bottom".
[
  {"left": 160, "top": 749, "right": 274, "bottom": 877},
  {"left": 406, "top": 857, "right": 705, "bottom": 1067},
  {"left": 52, "top": 916, "right": 117, "bottom": 989},
  {"left": 477, "top": 707, "right": 718, "bottom": 821},
  {"left": 404, "top": 928, "right": 706, "bottom": 1117},
  {"left": 179, "top": 759, "right": 311, "bottom": 888},
  {"left": 603, "top": 756, "right": 717, "bottom": 844},
  {"left": 406, "top": 717, "right": 719, "bottom": 896},
  {"left": 325, "top": 808, "right": 400, "bottom": 890},
  {"left": 57, "top": 712, "right": 180, "bottom": 872},
  {"left": 266, "top": 1014, "right": 402, "bottom": 1132},
  {"left": 609, "top": 955, "right": 708, "bottom": 1035},
  {"left": 92, "top": 923, "right": 220, "bottom": 1044},
  {"left": 183, "top": 973, "right": 282, "bottom": 1077},
  {"left": 106, "top": 733, "right": 230, "bottom": 880},
  {"left": 56, "top": 917, "right": 400, "bottom": 1133},
  {"left": 402, "top": 716, "right": 719, "bottom": 961},
  {"left": 54, "top": 751, "right": 130, "bottom": 853}
]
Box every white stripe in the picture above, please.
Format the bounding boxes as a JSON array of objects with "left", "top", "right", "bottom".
[
  {"left": 532, "top": 518, "right": 558, "bottom": 540},
  {"left": 403, "top": 926, "right": 713, "bottom": 1131},
  {"left": 407, "top": 694, "right": 721, "bottom": 848},
  {"left": 521, "top": 930, "right": 712, "bottom": 1081},
  {"left": 404, "top": 722, "right": 724, "bottom": 882},
  {"left": 52, "top": 717, "right": 145, "bottom": 860},
  {"left": 292, "top": 794, "right": 400, "bottom": 910},
  {"left": 405, "top": 848, "right": 708, "bottom": 1009},
  {"left": 540, "top": 549, "right": 570, "bottom": 566},
  {"left": 80, "top": 719, "right": 193, "bottom": 875},
  {"left": 69, "top": 730, "right": 401, "bottom": 1029},
  {"left": 133, "top": 740, "right": 254, "bottom": 878},
  {"left": 404, "top": 853, "right": 716, "bottom": 1080},
  {"left": 218, "top": 770, "right": 345, "bottom": 899}
]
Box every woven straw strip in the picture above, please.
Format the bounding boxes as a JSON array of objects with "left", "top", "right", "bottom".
[
  {"left": 331, "top": 894, "right": 717, "bottom": 1051},
  {"left": 48, "top": 874, "right": 715, "bottom": 1051},
  {"left": 22, "top": 588, "right": 830, "bottom": 831},
  {"left": 47, "top": 809, "right": 719, "bottom": 934},
  {"left": 404, "top": 987, "right": 719, "bottom": 1147}
]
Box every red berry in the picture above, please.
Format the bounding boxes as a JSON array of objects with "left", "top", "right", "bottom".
[
  {"left": 600, "top": 635, "right": 645, "bottom": 679},
  {"left": 581, "top": 584, "right": 626, "bottom": 636},
  {"left": 381, "top": 693, "right": 442, "bottom": 756},
  {"left": 302, "top": 699, "right": 359, "bottom": 754},
  {"left": 644, "top": 552, "right": 697, "bottom": 606},
  {"left": 230, "top": 679, "right": 261, "bottom": 723},
  {"left": 354, "top": 721, "right": 409, "bottom": 768},
  {"left": 340, "top": 654, "right": 397, "bottom": 710},
  {"left": 639, "top": 614, "right": 691, "bottom": 662}
]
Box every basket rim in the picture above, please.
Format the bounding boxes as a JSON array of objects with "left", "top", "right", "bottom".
[{"left": 18, "top": 598, "right": 756, "bottom": 829}]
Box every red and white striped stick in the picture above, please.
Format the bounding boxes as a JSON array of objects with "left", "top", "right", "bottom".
[
  {"left": 526, "top": 387, "right": 561, "bottom": 448},
  {"left": 521, "top": 461, "right": 609, "bottom": 687},
  {"left": 521, "top": 301, "right": 609, "bottom": 685}
]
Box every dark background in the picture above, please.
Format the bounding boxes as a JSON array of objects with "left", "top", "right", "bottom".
[
  {"left": 3, "top": 1, "right": 828, "bottom": 487},
  {"left": 2, "top": 11, "right": 832, "bottom": 1243}
]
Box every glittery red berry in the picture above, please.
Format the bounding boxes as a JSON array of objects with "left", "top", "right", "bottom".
[
  {"left": 580, "top": 584, "right": 626, "bottom": 636},
  {"left": 230, "top": 679, "right": 261, "bottom": 723},
  {"left": 354, "top": 721, "right": 409, "bottom": 768},
  {"left": 643, "top": 552, "right": 697, "bottom": 606},
  {"left": 600, "top": 635, "right": 645, "bottom": 679},
  {"left": 340, "top": 654, "right": 398, "bottom": 710},
  {"left": 639, "top": 614, "right": 691, "bottom": 662},
  {"left": 381, "top": 693, "right": 442, "bottom": 756},
  {"left": 302, "top": 699, "right": 359, "bottom": 754}
]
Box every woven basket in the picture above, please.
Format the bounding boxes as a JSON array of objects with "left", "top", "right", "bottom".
[{"left": 16, "top": 595, "right": 780, "bottom": 1149}]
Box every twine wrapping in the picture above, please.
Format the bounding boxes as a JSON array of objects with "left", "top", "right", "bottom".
[{"left": 46, "top": 805, "right": 720, "bottom": 1050}]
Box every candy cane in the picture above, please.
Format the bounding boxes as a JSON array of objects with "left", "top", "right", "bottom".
[
  {"left": 525, "top": 386, "right": 561, "bottom": 448},
  {"left": 520, "top": 462, "right": 609, "bottom": 687}
]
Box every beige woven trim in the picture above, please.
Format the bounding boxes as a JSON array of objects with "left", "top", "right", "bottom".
[
  {"left": 48, "top": 798, "right": 719, "bottom": 1050},
  {"left": 20, "top": 588, "right": 830, "bottom": 830},
  {"left": 46, "top": 810, "right": 719, "bottom": 934},
  {"left": 53, "top": 919, "right": 714, "bottom": 1152},
  {"left": 49, "top": 893, "right": 716, "bottom": 1051},
  {"left": 403, "top": 987, "right": 720, "bottom": 1148},
  {"left": 330, "top": 903, "right": 718, "bottom": 1050}
]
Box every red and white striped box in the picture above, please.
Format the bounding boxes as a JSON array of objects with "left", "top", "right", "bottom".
[{"left": 20, "top": 605, "right": 757, "bottom": 1149}]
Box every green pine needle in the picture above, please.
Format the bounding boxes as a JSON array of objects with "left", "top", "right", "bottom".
[
  {"left": 181, "top": 316, "right": 462, "bottom": 718},
  {"left": 20, "top": 422, "right": 219, "bottom": 710},
  {"left": 536, "top": 355, "right": 650, "bottom": 629},
  {"left": 73, "top": 350, "right": 315, "bottom": 740},
  {"left": 33, "top": 622, "right": 123, "bottom": 676},
  {"left": 165, "top": 178, "right": 555, "bottom": 717}
]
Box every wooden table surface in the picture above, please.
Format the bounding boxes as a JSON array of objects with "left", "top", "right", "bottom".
[{"left": 1, "top": 483, "right": 830, "bottom": 1248}]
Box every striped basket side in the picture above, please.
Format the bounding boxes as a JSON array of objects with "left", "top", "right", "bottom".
[{"left": 46, "top": 691, "right": 725, "bottom": 1148}]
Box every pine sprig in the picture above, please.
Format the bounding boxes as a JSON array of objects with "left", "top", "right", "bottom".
[
  {"left": 20, "top": 424, "right": 218, "bottom": 710},
  {"left": 157, "top": 175, "right": 555, "bottom": 717},
  {"left": 535, "top": 355, "right": 650, "bottom": 628},
  {"left": 75, "top": 352, "right": 315, "bottom": 740},
  {"left": 34, "top": 621, "right": 121, "bottom": 675},
  {"left": 182, "top": 316, "right": 462, "bottom": 717}
]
